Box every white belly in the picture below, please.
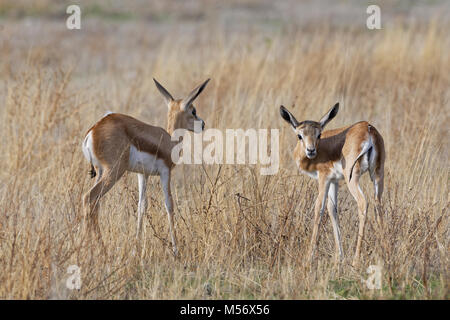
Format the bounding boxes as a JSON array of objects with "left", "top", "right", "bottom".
[{"left": 128, "top": 145, "right": 167, "bottom": 176}]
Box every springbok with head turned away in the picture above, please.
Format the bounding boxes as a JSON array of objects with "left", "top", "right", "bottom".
[
  {"left": 82, "top": 78, "right": 210, "bottom": 255},
  {"left": 280, "top": 103, "right": 385, "bottom": 267}
]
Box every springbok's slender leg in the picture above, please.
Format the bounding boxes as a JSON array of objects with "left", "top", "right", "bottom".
[
  {"left": 346, "top": 166, "right": 368, "bottom": 268},
  {"left": 136, "top": 173, "right": 148, "bottom": 238},
  {"left": 373, "top": 165, "right": 384, "bottom": 227},
  {"left": 83, "top": 164, "right": 127, "bottom": 248},
  {"left": 78, "top": 166, "right": 102, "bottom": 233},
  {"left": 160, "top": 169, "right": 177, "bottom": 256},
  {"left": 95, "top": 167, "right": 103, "bottom": 183},
  {"left": 308, "top": 176, "right": 331, "bottom": 264},
  {"left": 327, "top": 182, "right": 343, "bottom": 262}
]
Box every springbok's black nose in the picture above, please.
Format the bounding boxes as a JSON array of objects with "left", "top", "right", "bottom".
[{"left": 307, "top": 148, "right": 315, "bottom": 153}]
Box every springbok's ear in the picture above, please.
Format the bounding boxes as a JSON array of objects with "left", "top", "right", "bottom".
[
  {"left": 153, "top": 78, "right": 174, "bottom": 105},
  {"left": 280, "top": 105, "right": 299, "bottom": 129},
  {"left": 182, "top": 79, "right": 210, "bottom": 110},
  {"left": 319, "top": 102, "right": 339, "bottom": 128}
]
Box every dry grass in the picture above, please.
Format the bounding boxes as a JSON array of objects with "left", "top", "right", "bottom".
[{"left": 0, "top": 1, "right": 448, "bottom": 299}]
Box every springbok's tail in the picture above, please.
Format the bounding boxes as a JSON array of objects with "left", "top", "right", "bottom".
[
  {"left": 83, "top": 112, "right": 113, "bottom": 179},
  {"left": 86, "top": 147, "right": 96, "bottom": 179},
  {"left": 349, "top": 134, "right": 373, "bottom": 182},
  {"left": 82, "top": 132, "right": 97, "bottom": 179},
  {"left": 89, "top": 164, "right": 96, "bottom": 179}
]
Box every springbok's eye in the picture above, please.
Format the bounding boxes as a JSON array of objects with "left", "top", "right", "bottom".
[
  {"left": 297, "top": 134, "right": 302, "bottom": 140},
  {"left": 318, "top": 133, "right": 321, "bottom": 139},
  {"left": 192, "top": 109, "right": 196, "bottom": 116}
]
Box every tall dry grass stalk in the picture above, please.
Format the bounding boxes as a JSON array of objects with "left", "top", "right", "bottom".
[{"left": 0, "top": 12, "right": 448, "bottom": 299}]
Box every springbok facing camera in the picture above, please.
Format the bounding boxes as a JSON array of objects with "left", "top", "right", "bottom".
[
  {"left": 280, "top": 103, "right": 385, "bottom": 267},
  {"left": 82, "top": 78, "right": 210, "bottom": 255}
]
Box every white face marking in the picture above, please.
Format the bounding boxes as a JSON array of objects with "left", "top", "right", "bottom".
[
  {"left": 193, "top": 117, "right": 204, "bottom": 133},
  {"left": 128, "top": 145, "right": 168, "bottom": 176},
  {"left": 295, "top": 126, "right": 320, "bottom": 159}
]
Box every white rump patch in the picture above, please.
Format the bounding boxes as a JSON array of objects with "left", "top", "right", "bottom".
[
  {"left": 358, "top": 139, "right": 373, "bottom": 175},
  {"left": 360, "top": 152, "right": 370, "bottom": 174},
  {"left": 82, "top": 131, "right": 100, "bottom": 168}
]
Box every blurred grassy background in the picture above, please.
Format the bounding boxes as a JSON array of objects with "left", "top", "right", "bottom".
[{"left": 0, "top": 0, "right": 448, "bottom": 299}]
